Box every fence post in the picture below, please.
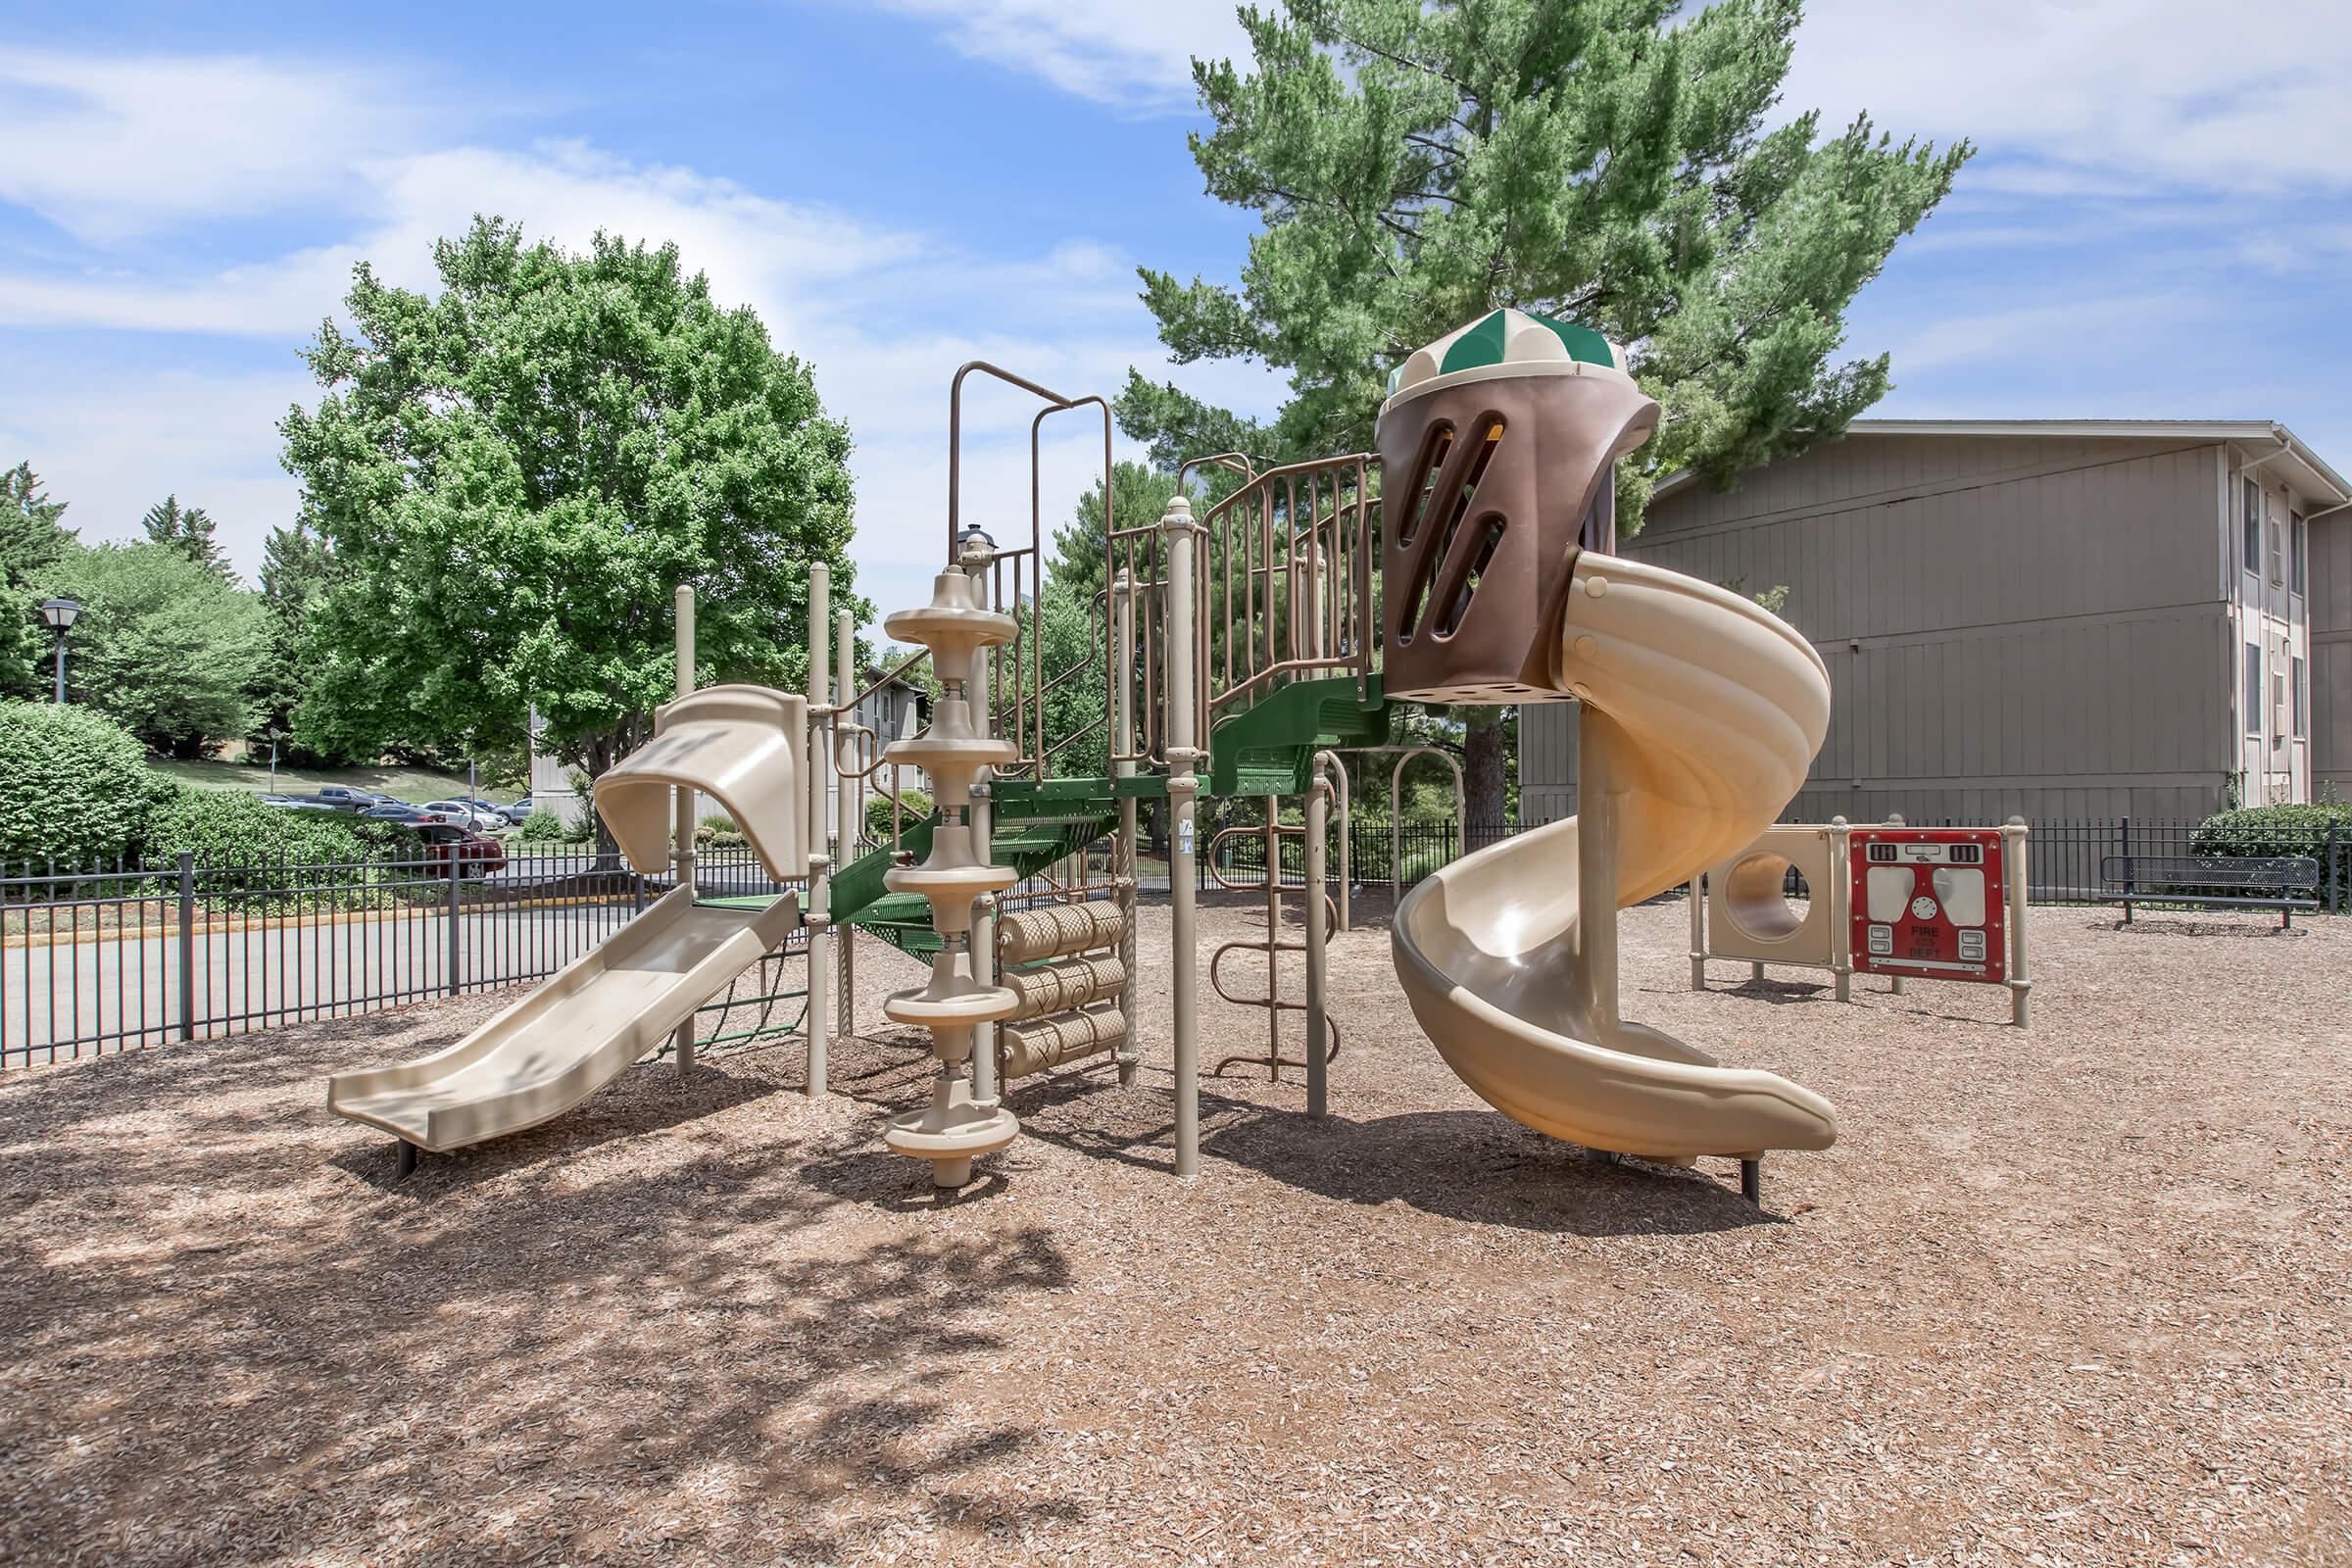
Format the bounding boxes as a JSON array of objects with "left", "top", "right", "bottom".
[
  {"left": 2119, "top": 816, "right": 2132, "bottom": 924},
  {"left": 2328, "top": 820, "right": 2340, "bottom": 915},
  {"left": 175, "top": 852, "right": 196, "bottom": 1042},
  {"left": 446, "top": 849, "right": 464, "bottom": 995}
]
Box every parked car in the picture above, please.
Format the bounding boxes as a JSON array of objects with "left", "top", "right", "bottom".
[
  {"left": 259, "top": 793, "right": 341, "bottom": 812},
  {"left": 363, "top": 803, "right": 435, "bottom": 826},
  {"left": 416, "top": 822, "right": 507, "bottom": 877},
  {"left": 494, "top": 797, "right": 537, "bottom": 826},
  {"left": 314, "top": 785, "right": 394, "bottom": 811},
  {"left": 424, "top": 799, "right": 508, "bottom": 833},
  {"left": 455, "top": 796, "right": 530, "bottom": 827}
]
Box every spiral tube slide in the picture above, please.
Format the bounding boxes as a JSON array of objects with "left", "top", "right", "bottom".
[{"left": 1391, "top": 554, "right": 1838, "bottom": 1163}]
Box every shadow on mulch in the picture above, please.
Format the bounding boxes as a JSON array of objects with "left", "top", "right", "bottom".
[
  {"left": 990, "top": 1066, "right": 1771, "bottom": 1239},
  {"left": 2095, "top": 915, "right": 2312, "bottom": 939},
  {"left": 0, "top": 1037, "right": 1089, "bottom": 1563},
  {"left": 326, "top": 1059, "right": 792, "bottom": 1193},
  {"left": 1202, "top": 1106, "right": 1774, "bottom": 1238}
]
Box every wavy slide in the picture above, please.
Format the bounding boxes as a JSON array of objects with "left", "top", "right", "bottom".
[{"left": 1392, "top": 554, "right": 1838, "bottom": 1164}]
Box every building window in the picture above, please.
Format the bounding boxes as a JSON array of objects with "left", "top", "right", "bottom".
[
  {"left": 2271, "top": 518, "right": 2286, "bottom": 584},
  {"left": 2291, "top": 511, "right": 2307, "bottom": 596},
  {"left": 2245, "top": 642, "right": 2262, "bottom": 735},
  {"left": 2295, "top": 655, "right": 2309, "bottom": 737},
  {"left": 2243, "top": 478, "right": 2261, "bottom": 571}
]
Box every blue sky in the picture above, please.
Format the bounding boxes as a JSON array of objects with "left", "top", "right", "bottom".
[{"left": 3, "top": 1, "right": 2348, "bottom": 616}]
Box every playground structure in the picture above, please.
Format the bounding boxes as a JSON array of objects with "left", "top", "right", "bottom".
[
  {"left": 329, "top": 308, "right": 1878, "bottom": 1203},
  {"left": 1688, "top": 816, "right": 2034, "bottom": 1026}
]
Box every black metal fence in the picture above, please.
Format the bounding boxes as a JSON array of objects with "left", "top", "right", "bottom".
[
  {"left": 1913, "top": 817, "right": 2343, "bottom": 908},
  {"left": 7, "top": 814, "right": 2338, "bottom": 1069},
  {"left": 2, "top": 845, "right": 800, "bottom": 1070}
]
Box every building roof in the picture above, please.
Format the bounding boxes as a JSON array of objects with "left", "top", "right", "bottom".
[{"left": 1651, "top": 418, "right": 2352, "bottom": 512}]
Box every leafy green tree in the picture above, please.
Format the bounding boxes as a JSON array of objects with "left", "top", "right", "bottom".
[
  {"left": 33, "top": 543, "right": 269, "bottom": 757},
  {"left": 140, "top": 494, "right": 235, "bottom": 582},
  {"left": 279, "top": 218, "right": 860, "bottom": 840},
  {"left": 0, "top": 463, "right": 77, "bottom": 699},
  {"left": 1119, "top": 0, "right": 1968, "bottom": 823}
]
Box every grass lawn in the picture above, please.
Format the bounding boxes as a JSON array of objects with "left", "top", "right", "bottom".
[{"left": 152, "top": 758, "right": 526, "bottom": 806}]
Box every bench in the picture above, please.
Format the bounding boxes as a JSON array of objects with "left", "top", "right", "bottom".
[{"left": 2101, "top": 854, "right": 2321, "bottom": 928}]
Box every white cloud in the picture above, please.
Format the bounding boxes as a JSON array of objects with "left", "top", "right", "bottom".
[
  {"left": 1784, "top": 0, "right": 2352, "bottom": 191},
  {"left": 0, "top": 48, "right": 453, "bottom": 243},
  {"left": 870, "top": 0, "right": 1249, "bottom": 108},
  {"left": 0, "top": 362, "right": 314, "bottom": 582},
  {"left": 0, "top": 115, "right": 1273, "bottom": 599}
]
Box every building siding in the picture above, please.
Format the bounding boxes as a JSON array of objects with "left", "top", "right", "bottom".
[
  {"left": 1522, "top": 433, "right": 2242, "bottom": 826},
  {"left": 2314, "top": 513, "right": 2352, "bottom": 801}
]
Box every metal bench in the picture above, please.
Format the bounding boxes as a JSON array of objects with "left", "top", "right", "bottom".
[{"left": 2101, "top": 854, "right": 2321, "bottom": 928}]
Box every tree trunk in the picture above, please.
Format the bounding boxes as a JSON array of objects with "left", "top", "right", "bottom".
[{"left": 1462, "top": 709, "right": 1507, "bottom": 829}]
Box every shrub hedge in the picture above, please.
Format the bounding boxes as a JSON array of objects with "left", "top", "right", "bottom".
[
  {"left": 866, "top": 787, "right": 932, "bottom": 842},
  {"left": 143, "top": 787, "right": 386, "bottom": 866},
  {"left": 514, "top": 808, "right": 569, "bottom": 843},
  {"left": 0, "top": 701, "right": 177, "bottom": 871},
  {"left": 2191, "top": 801, "right": 2350, "bottom": 906}
]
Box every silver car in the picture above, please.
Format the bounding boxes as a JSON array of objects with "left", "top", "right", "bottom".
[{"left": 422, "top": 800, "right": 507, "bottom": 833}]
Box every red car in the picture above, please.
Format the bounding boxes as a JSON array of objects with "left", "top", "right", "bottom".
[{"left": 418, "top": 823, "right": 507, "bottom": 877}]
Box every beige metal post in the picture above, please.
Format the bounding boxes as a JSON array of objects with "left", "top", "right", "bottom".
[
  {"left": 960, "top": 545, "right": 1001, "bottom": 1107},
  {"left": 1164, "top": 494, "right": 1201, "bottom": 1178},
  {"left": 1884, "top": 812, "right": 1906, "bottom": 996},
  {"left": 1575, "top": 703, "right": 1623, "bottom": 1032},
  {"left": 836, "top": 607, "right": 858, "bottom": 1041},
  {"left": 1112, "top": 568, "right": 1140, "bottom": 1087},
  {"left": 1687, "top": 872, "right": 1705, "bottom": 991},
  {"left": 1829, "top": 816, "right": 1853, "bottom": 1003},
  {"left": 804, "top": 563, "right": 831, "bottom": 1098},
  {"left": 2004, "top": 816, "right": 2033, "bottom": 1027},
  {"left": 672, "top": 584, "right": 698, "bottom": 1074},
  {"left": 1304, "top": 772, "right": 1330, "bottom": 1119},
  {"left": 1313, "top": 749, "right": 1349, "bottom": 933}
]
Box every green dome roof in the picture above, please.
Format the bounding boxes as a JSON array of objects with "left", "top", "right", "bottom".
[{"left": 1384, "top": 309, "right": 1629, "bottom": 407}]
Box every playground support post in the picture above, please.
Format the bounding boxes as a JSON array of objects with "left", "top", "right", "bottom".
[
  {"left": 1687, "top": 867, "right": 1704, "bottom": 991},
  {"left": 2003, "top": 817, "right": 2033, "bottom": 1028},
  {"left": 1312, "top": 750, "right": 1349, "bottom": 933},
  {"left": 804, "top": 563, "right": 832, "bottom": 1098},
  {"left": 672, "top": 585, "right": 699, "bottom": 1073},
  {"left": 961, "top": 544, "right": 1002, "bottom": 1108},
  {"left": 1304, "top": 772, "right": 1330, "bottom": 1119},
  {"left": 1575, "top": 702, "right": 1623, "bottom": 1039},
  {"left": 1112, "top": 568, "right": 1140, "bottom": 1087},
  {"left": 969, "top": 787, "right": 998, "bottom": 1107},
  {"left": 1164, "top": 494, "right": 1201, "bottom": 1178},
  {"left": 836, "top": 607, "right": 858, "bottom": 1042},
  {"left": 1828, "top": 816, "right": 1854, "bottom": 1003}
]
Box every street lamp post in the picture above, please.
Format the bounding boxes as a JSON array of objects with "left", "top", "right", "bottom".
[
  {"left": 37, "top": 598, "right": 80, "bottom": 704},
  {"left": 265, "top": 727, "right": 287, "bottom": 793}
]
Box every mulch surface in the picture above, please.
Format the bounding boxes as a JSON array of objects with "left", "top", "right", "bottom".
[{"left": 1, "top": 893, "right": 2345, "bottom": 1566}]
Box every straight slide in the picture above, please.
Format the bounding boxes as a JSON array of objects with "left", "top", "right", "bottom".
[
  {"left": 328, "top": 887, "right": 800, "bottom": 1152},
  {"left": 1392, "top": 554, "right": 1838, "bottom": 1162}
]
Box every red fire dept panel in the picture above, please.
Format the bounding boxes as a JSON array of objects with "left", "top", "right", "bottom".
[{"left": 1848, "top": 828, "right": 2006, "bottom": 984}]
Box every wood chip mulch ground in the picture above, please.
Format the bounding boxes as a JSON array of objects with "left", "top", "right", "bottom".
[{"left": 0, "top": 893, "right": 2345, "bottom": 1566}]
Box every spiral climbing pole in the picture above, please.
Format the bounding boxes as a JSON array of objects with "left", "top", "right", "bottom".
[{"left": 874, "top": 562, "right": 1024, "bottom": 1188}]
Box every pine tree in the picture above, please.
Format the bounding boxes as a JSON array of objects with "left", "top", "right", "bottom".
[
  {"left": 1117, "top": 0, "right": 1970, "bottom": 824},
  {"left": 250, "top": 518, "right": 341, "bottom": 757},
  {"left": 1, "top": 463, "right": 77, "bottom": 698},
  {"left": 139, "top": 495, "right": 235, "bottom": 582}
]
